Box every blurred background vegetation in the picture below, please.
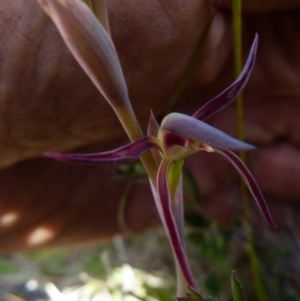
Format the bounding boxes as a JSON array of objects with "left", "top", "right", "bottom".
[{"left": 0, "top": 203, "right": 299, "bottom": 301}]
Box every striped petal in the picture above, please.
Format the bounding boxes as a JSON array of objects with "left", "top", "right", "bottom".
[
  {"left": 214, "top": 148, "right": 276, "bottom": 228},
  {"left": 193, "top": 34, "right": 258, "bottom": 121},
  {"left": 161, "top": 113, "right": 255, "bottom": 151},
  {"left": 157, "top": 160, "right": 197, "bottom": 289},
  {"left": 147, "top": 111, "right": 162, "bottom": 165},
  {"left": 38, "top": 0, "right": 129, "bottom": 108},
  {"left": 44, "top": 137, "right": 160, "bottom": 164},
  {"left": 147, "top": 110, "right": 160, "bottom": 138}
]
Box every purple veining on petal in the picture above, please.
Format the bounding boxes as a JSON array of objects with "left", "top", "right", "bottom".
[
  {"left": 147, "top": 112, "right": 162, "bottom": 165},
  {"left": 44, "top": 137, "right": 160, "bottom": 164},
  {"left": 157, "top": 160, "right": 197, "bottom": 289},
  {"left": 161, "top": 113, "right": 255, "bottom": 151},
  {"left": 214, "top": 148, "right": 276, "bottom": 228},
  {"left": 193, "top": 34, "right": 258, "bottom": 121},
  {"left": 163, "top": 131, "right": 189, "bottom": 150}
]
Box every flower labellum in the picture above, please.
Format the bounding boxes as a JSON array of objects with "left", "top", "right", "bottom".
[{"left": 160, "top": 113, "right": 255, "bottom": 152}]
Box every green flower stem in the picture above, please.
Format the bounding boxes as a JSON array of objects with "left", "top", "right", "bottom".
[
  {"left": 114, "top": 105, "right": 158, "bottom": 185},
  {"left": 117, "top": 180, "right": 134, "bottom": 234},
  {"left": 115, "top": 106, "right": 191, "bottom": 297},
  {"left": 232, "top": 1, "right": 269, "bottom": 301},
  {"left": 116, "top": 104, "right": 192, "bottom": 298},
  {"left": 232, "top": 0, "right": 244, "bottom": 144}
]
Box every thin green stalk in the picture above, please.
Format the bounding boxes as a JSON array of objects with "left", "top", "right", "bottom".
[
  {"left": 231, "top": 1, "right": 269, "bottom": 301},
  {"left": 232, "top": 0, "right": 244, "bottom": 146},
  {"left": 117, "top": 180, "right": 134, "bottom": 234},
  {"left": 115, "top": 78, "right": 192, "bottom": 299},
  {"left": 114, "top": 105, "right": 158, "bottom": 186}
]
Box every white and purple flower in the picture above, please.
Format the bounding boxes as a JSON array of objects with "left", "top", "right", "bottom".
[{"left": 39, "top": 0, "right": 275, "bottom": 294}]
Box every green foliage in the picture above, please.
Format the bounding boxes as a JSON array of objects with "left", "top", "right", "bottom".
[
  {"left": 0, "top": 226, "right": 299, "bottom": 300},
  {"left": 185, "top": 213, "right": 208, "bottom": 229},
  {"left": 176, "top": 287, "right": 209, "bottom": 301},
  {"left": 187, "top": 221, "right": 232, "bottom": 299},
  {"left": 0, "top": 257, "right": 19, "bottom": 274},
  {"left": 116, "top": 162, "right": 147, "bottom": 179},
  {"left": 231, "top": 271, "right": 247, "bottom": 301}
]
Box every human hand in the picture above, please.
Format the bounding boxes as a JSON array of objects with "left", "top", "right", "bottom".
[{"left": 0, "top": 0, "right": 299, "bottom": 251}]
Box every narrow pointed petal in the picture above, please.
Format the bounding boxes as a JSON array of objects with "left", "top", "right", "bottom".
[
  {"left": 147, "top": 110, "right": 160, "bottom": 138},
  {"left": 193, "top": 34, "right": 258, "bottom": 121},
  {"left": 214, "top": 148, "right": 276, "bottom": 228},
  {"left": 157, "top": 160, "right": 197, "bottom": 288},
  {"left": 38, "top": 0, "right": 129, "bottom": 108},
  {"left": 44, "top": 137, "right": 160, "bottom": 164},
  {"left": 161, "top": 113, "right": 255, "bottom": 151},
  {"left": 147, "top": 111, "right": 162, "bottom": 165}
]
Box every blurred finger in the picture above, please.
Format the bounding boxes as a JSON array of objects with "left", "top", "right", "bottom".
[{"left": 249, "top": 143, "right": 300, "bottom": 201}]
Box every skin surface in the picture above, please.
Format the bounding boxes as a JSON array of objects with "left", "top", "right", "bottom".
[{"left": 0, "top": 0, "right": 299, "bottom": 252}]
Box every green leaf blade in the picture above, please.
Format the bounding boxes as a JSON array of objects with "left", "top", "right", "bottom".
[{"left": 231, "top": 271, "right": 247, "bottom": 301}]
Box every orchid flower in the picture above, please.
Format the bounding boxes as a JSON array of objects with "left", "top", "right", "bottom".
[{"left": 39, "top": 0, "right": 275, "bottom": 297}]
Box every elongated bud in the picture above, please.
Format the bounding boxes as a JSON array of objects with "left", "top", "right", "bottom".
[{"left": 38, "top": 0, "right": 129, "bottom": 108}]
